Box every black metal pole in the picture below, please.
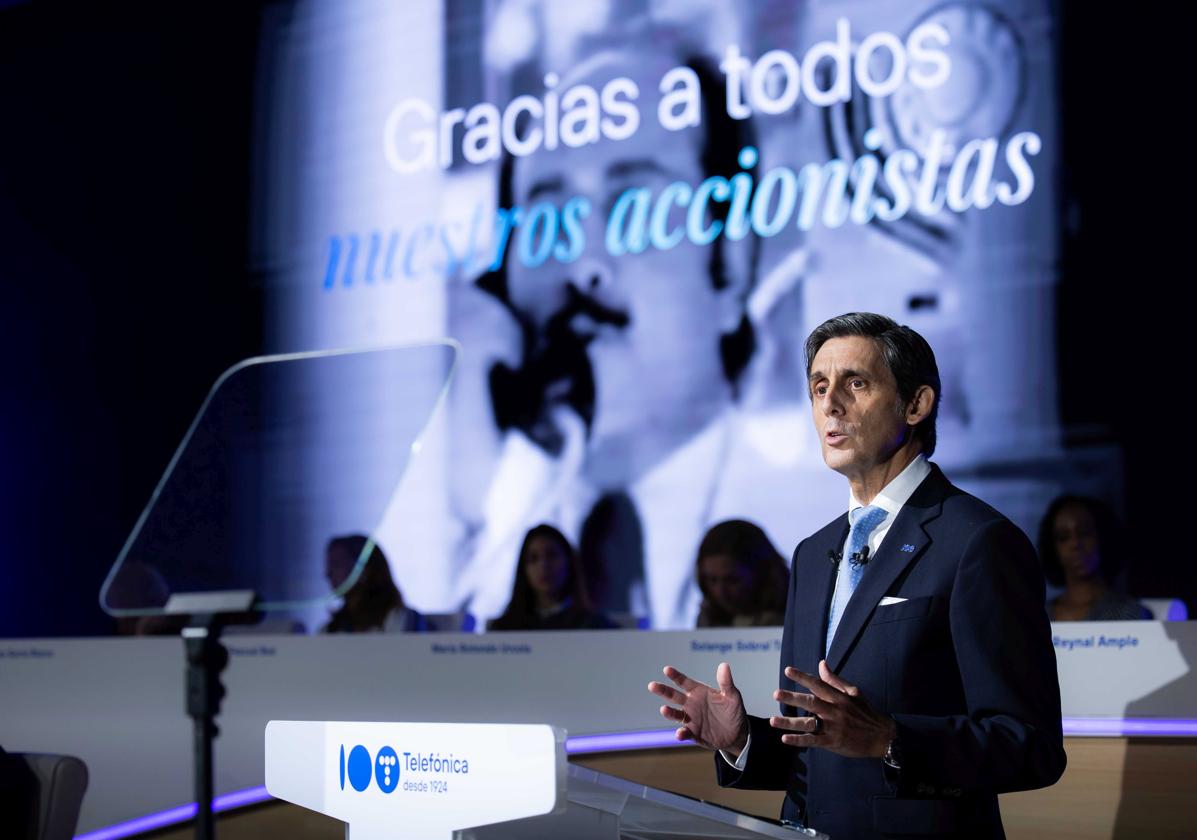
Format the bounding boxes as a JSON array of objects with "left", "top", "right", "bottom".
[
  {"left": 184, "top": 621, "right": 228, "bottom": 840},
  {"left": 193, "top": 713, "right": 215, "bottom": 840}
]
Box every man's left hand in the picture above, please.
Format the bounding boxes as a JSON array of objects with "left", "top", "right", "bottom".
[{"left": 770, "top": 660, "right": 897, "bottom": 758}]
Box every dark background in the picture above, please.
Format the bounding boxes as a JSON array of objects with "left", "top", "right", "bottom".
[
  {"left": 0, "top": 2, "right": 268, "bottom": 636},
  {"left": 0, "top": 1, "right": 1188, "bottom": 637}
]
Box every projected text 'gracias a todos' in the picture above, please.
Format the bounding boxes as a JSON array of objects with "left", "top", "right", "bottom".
[{"left": 324, "top": 18, "right": 1041, "bottom": 290}]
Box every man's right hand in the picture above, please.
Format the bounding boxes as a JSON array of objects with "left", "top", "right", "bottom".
[{"left": 648, "top": 662, "right": 749, "bottom": 754}]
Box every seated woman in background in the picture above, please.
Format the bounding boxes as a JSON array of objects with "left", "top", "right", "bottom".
[
  {"left": 1038, "top": 495, "right": 1149, "bottom": 621},
  {"left": 323, "top": 535, "right": 427, "bottom": 632},
  {"left": 489, "top": 524, "right": 616, "bottom": 631},
  {"left": 695, "top": 519, "right": 789, "bottom": 627}
]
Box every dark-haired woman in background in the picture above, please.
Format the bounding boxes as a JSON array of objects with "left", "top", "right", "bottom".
[
  {"left": 323, "top": 535, "right": 427, "bottom": 632},
  {"left": 489, "top": 524, "right": 616, "bottom": 631},
  {"left": 1038, "top": 496, "right": 1148, "bottom": 621},
  {"left": 695, "top": 519, "right": 789, "bottom": 627}
]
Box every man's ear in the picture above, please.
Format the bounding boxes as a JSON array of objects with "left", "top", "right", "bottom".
[
  {"left": 714, "top": 236, "right": 754, "bottom": 333},
  {"left": 906, "top": 385, "right": 936, "bottom": 426}
]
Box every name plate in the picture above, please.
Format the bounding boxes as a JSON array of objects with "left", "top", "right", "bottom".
[{"left": 265, "top": 721, "right": 565, "bottom": 839}]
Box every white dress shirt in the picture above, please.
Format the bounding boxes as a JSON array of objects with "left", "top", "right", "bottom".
[
  {"left": 461, "top": 410, "right": 733, "bottom": 628},
  {"left": 720, "top": 453, "right": 932, "bottom": 769},
  {"left": 840, "top": 453, "right": 931, "bottom": 564},
  {"left": 558, "top": 411, "right": 732, "bottom": 627}
]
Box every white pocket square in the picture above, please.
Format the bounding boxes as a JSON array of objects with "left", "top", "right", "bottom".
[{"left": 878, "top": 596, "right": 908, "bottom": 606}]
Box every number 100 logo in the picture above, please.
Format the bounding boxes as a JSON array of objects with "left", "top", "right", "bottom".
[{"left": 339, "top": 744, "right": 400, "bottom": 793}]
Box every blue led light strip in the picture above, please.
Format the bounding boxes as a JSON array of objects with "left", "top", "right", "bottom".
[
  {"left": 1062, "top": 717, "right": 1197, "bottom": 737},
  {"left": 75, "top": 786, "right": 270, "bottom": 840},
  {"left": 75, "top": 719, "right": 1197, "bottom": 839}
]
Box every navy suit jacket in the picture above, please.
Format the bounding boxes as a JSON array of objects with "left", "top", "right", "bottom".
[{"left": 716, "top": 463, "right": 1066, "bottom": 839}]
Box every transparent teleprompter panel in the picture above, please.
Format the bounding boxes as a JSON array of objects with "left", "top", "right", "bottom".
[{"left": 100, "top": 342, "right": 457, "bottom": 620}]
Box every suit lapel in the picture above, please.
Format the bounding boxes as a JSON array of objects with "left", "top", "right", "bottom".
[
  {"left": 826, "top": 466, "right": 949, "bottom": 673},
  {"left": 793, "top": 516, "right": 848, "bottom": 676}
]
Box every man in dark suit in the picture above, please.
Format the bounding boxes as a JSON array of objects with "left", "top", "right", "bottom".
[{"left": 649, "top": 312, "right": 1066, "bottom": 838}]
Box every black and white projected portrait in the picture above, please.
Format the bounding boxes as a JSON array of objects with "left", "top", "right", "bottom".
[{"left": 257, "top": 0, "right": 1093, "bottom": 629}]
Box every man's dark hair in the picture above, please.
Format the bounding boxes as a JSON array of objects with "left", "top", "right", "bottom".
[
  {"left": 687, "top": 53, "right": 758, "bottom": 384},
  {"left": 480, "top": 50, "right": 759, "bottom": 385},
  {"left": 803, "top": 312, "right": 941, "bottom": 456}
]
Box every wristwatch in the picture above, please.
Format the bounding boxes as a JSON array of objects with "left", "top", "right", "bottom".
[{"left": 883, "top": 731, "right": 903, "bottom": 771}]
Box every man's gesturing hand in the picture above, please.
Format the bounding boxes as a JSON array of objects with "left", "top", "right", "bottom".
[
  {"left": 770, "top": 660, "right": 897, "bottom": 758},
  {"left": 648, "top": 662, "right": 750, "bottom": 754}
]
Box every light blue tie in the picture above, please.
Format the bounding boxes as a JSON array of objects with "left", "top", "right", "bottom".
[{"left": 825, "top": 504, "right": 888, "bottom": 656}]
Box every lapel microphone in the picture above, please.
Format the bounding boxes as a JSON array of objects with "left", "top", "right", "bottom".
[{"left": 828, "top": 547, "right": 872, "bottom": 568}]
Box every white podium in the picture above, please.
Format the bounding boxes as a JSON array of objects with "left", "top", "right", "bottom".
[{"left": 265, "top": 721, "right": 827, "bottom": 839}]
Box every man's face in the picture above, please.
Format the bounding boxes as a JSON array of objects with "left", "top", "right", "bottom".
[
  {"left": 808, "top": 336, "right": 911, "bottom": 479},
  {"left": 504, "top": 63, "right": 739, "bottom": 462}
]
